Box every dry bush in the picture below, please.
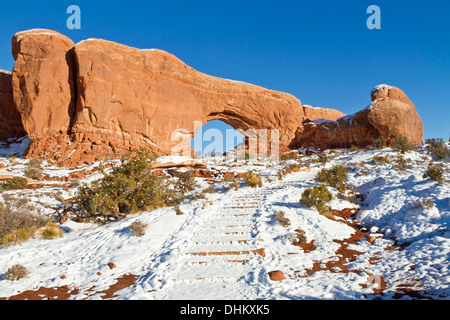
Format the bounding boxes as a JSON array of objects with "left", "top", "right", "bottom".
[
  {"left": 393, "top": 135, "right": 417, "bottom": 154},
  {"left": 394, "top": 154, "right": 412, "bottom": 171},
  {"left": 40, "top": 222, "right": 63, "bottom": 240},
  {"left": 129, "top": 220, "right": 148, "bottom": 237},
  {"left": 411, "top": 198, "right": 435, "bottom": 210},
  {"left": 274, "top": 211, "right": 291, "bottom": 227},
  {"left": 423, "top": 163, "right": 444, "bottom": 183},
  {"left": 426, "top": 138, "right": 450, "bottom": 161},
  {"left": 243, "top": 171, "right": 262, "bottom": 188},
  {"left": 4, "top": 263, "right": 29, "bottom": 281},
  {"left": 289, "top": 232, "right": 307, "bottom": 246},
  {"left": 373, "top": 136, "right": 388, "bottom": 149},
  {"left": 175, "top": 170, "right": 198, "bottom": 193},
  {"left": 24, "top": 158, "right": 44, "bottom": 180},
  {"left": 372, "top": 155, "right": 390, "bottom": 165},
  {"left": 0, "top": 196, "right": 46, "bottom": 247},
  {"left": 203, "top": 187, "right": 217, "bottom": 194}
]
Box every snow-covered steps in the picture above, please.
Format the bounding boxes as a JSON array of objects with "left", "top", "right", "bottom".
[{"left": 147, "top": 188, "right": 268, "bottom": 284}]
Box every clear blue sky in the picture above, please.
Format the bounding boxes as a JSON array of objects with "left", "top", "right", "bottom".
[{"left": 1, "top": 0, "right": 449, "bottom": 153}]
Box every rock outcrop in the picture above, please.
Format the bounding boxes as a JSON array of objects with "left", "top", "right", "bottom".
[
  {"left": 0, "top": 70, "right": 26, "bottom": 140},
  {"left": 5, "top": 29, "right": 423, "bottom": 163},
  {"left": 290, "top": 85, "right": 423, "bottom": 150},
  {"left": 11, "top": 29, "right": 76, "bottom": 156}
]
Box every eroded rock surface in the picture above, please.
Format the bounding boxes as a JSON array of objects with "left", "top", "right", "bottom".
[
  {"left": 290, "top": 85, "right": 423, "bottom": 150},
  {"left": 6, "top": 29, "right": 423, "bottom": 163},
  {"left": 0, "top": 70, "right": 26, "bottom": 140}
]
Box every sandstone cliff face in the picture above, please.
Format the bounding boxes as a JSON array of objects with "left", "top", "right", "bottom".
[
  {"left": 0, "top": 70, "right": 26, "bottom": 140},
  {"left": 6, "top": 29, "right": 424, "bottom": 164},
  {"left": 11, "top": 29, "right": 76, "bottom": 156},
  {"left": 290, "top": 84, "right": 423, "bottom": 150}
]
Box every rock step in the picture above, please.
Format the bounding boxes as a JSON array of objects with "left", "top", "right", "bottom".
[
  {"left": 193, "top": 239, "right": 264, "bottom": 245},
  {"left": 167, "top": 258, "right": 263, "bottom": 281},
  {"left": 187, "top": 248, "right": 265, "bottom": 258},
  {"left": 189, "top": 241, "right": 263, "bottom": 252}
]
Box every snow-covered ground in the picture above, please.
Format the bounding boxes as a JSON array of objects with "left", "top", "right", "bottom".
[{"left": 0, "top": 143, "right": 448, "bottom": 300}]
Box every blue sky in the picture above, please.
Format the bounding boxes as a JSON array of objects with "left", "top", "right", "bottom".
[{"left": 1, "top": 0, "right": 449, "bottom": 153}]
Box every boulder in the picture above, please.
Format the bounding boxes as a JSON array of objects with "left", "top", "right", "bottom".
[
  {"left": 368, "top": 85, "right": 423, "bottom": 144},
  {"left": 0, "top": 70, "right": 26, "bottom": 140},
  {"left": 290, "top": 85, "right": 423, "bottom": 150},
  {"left": 268, "top": 270, "right": 285, "bottom": 281}
]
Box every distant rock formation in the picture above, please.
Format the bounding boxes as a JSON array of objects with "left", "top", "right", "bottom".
[
  {"left": 1, "top": 29, "right": 423, "bottom": 163},
  {"left": 289, "top": 85, "right": 423, "bottom": 150}
]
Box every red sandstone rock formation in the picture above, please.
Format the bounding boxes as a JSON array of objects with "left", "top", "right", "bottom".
[
  {"left": 71, "top": 38, "right": 344, "bottom": 160},
  {"left": 0, "top": 70, "right": 26, "bottom": 140},
  {"left": 290, "top": 85, "right": 423, "bottom": 150},
  {"left": 6, "top": 29, "right": 423, "bottom": 163},
  {"left": 11, "top": 29, "right": 77, "bottom": 158}
]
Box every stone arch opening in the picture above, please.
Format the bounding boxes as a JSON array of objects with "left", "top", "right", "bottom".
[{"left": 190, "top": 120, "right": 245, "bottom": 157}]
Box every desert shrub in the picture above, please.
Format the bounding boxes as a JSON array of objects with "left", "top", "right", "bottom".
[
  {"left": 0, "top": 197, "right": 46, "bottom": 247},
  {"left": 75, "top": 149, "right": 179, "bottom": 222},
  {"left": 191, "top": 192, "right": 206, "bottom": 200},
  {"left": 335, "top": 191, "right": 359, "bottom": 205},
  {"left": 228, "top": 178, "right": 240, "bottom": 191},
  {"left": 289, "top": 232, "right": 307, "bottom": 246},
  {"left": 174, "top": 170, "right": 198, "bottom": 194},
  {"left": 129, "top": 220, "right": 148, "bottom": 237},
  {"left": 316, "top": 165, "right": 348, "bottom": 190},
  {"left": 423, "top": 163, "right": 444, "bottom": 183},
  {"left": 4, "top": 264, "right": 29, "bottom": 281},
  {"left": 393, "top": 135, "right": 416, "bottom": 154},
  {"left": 350, "top": 145, "right": 360, "bottom": 152},
  {"left": 426, "top": 138, "right": 450, "bottom": 161},
  {"left": 411, "top": 198, "right": 435, "bottom": 210},
  {"left": 394, "top": 154, "right": 412, "bottom": 171},
  {"left": 276, "top": 170, "right": 284, "bottom": 180},
  {"left": 203, "top": 187, "right": 217, "bottom": 194},
  {"left": 280, "top": 152, "right": 298, "bottom": 161},
  {"left": 317, "top": 153, "right": 330, "bottom": 164},
  {"left": 243, "top": 171, "right": 262, "bottom": 188},
  {"left": 40, "top": 222, "right": 63, "bottom": 240},
  {"left": 274, "top": 211, "right": 291, "bottom": 227},
  {"left": 372, "top": 155, "right": 390, "bottom": 165},
  {"left": 373, "top": 136, "right": 388, "bottom": 149},
  {"left": 1, "top": 176, "right": 28, "bottom": 190},
  {"left": 24, "top": 158, "right": 44, "bottom": 180},
  {"left": 300, "top": 184, "right": 333, "bottom": 213}
]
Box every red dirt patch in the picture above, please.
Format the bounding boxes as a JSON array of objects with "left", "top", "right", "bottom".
[
  {"left": 2, "top": 285, "right": 79, "bottom": 300},
  {"left": 96, "top": 274, "right": 139, "bottom": 299}
]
